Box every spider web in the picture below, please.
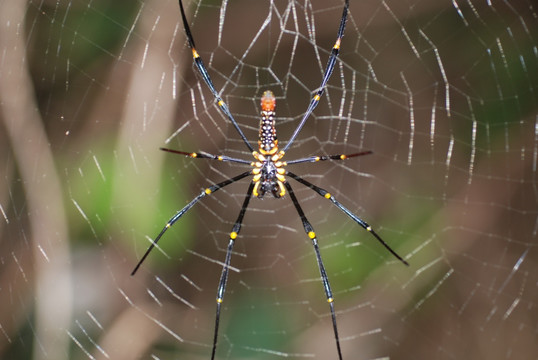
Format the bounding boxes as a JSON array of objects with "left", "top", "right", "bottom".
[{"left": 1, "top": 0, "right": 537, "bottom": 359}]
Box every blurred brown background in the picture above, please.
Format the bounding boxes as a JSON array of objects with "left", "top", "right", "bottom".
[{"left": 0, "top": 0, "right": 537, "bottom": 359}]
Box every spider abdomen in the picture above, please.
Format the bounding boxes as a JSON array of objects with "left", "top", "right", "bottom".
[{"left": 259, "top": 90, "right": 277, "bottom": 155}]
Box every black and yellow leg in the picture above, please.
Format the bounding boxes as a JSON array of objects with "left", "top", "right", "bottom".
[
  {"left": 286, "top": 171, "right": 409, "bottom": 266},
  {"left": 283, "top": 181, "right": 344, "bottom": 360},
  {"left": 131, "top": 170, "right": 252, "bottom": 276},
  {"left": 283, "top": 0, "right": 350, "bottom": 152},
  {"left": 286, "top": 150, "right": 373, "bottom": 165},
  {"left": 160, "top": 147, "right": 252, "bottom": 165},
  {"left": 211, "top": 181, "right": 255, "bottom": 360},
  {"left": 178, "top": 0, "right": 254, "bottom": 152}
]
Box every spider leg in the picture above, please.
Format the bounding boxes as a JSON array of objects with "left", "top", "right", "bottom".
[
  {"left": 283, "top": 0, "right": 350, "bottom": 152},
  {"left": 211, "top": 181, "right": 255, "bottom": 360},
  {"left": 286, "top": 150, "right": 372, "bottom": 165},
  {"left": 286, "top": 171, "right": 409, "bottom": 266},
  {"left": 283, "top": 181, "right": 343, "bottom": 360},
  {"left": 178, "top": 0, "right": 254, "bottom": 152},
  {"left": 160, "top": 147, "right": 252, "bottom": 165},
  {"left": 131, "top": 170, "right": 252, "bottom": 276}
]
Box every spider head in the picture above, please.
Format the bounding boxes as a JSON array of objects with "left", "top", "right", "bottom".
[
  {"left": 257, "top": 180, "right": 282, "bottom": 199},
  {"left": 252, "top": 156, "right": 286, "bottom": 199}
]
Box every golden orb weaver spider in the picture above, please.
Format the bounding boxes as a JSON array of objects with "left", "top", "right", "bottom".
[{"left": 131, "top": 0, "right": 409, "bottom": 359}]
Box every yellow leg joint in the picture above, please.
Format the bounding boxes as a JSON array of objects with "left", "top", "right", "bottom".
[
  {"left": 253, "top": 182, "right": 260, "bottom": 197},
  {"left": 217, "top": 298, "right": 223, "bottom": 304},
  {"left": 308, "top": 231, "right": 316, "bottom": 239},
  {"left": 205, "top": 188, "right": 212, "bottom": 194},
  {"left": 230, "top": 231, "right": 238, "bottom": 239},
  {"left": 324, "top": 193, "right": 331, "bottom": 199},
  {"left": 278, "top": 182, "right": 286, "bottom": 197},
  {"left": 327, "top": 297, "right": 334, "bottom": 303},
  {"left": 334, "top": 38, "right": 341, "bottom": 50}
]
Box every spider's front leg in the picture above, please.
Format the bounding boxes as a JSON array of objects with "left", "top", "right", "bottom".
[
  {"left": 211, "top": 181, "right": 255, "bottom": 360},
  {"left": 283, "top": 181, "right": 344, "bottom": 360},
  {"left": 287, "top": 171, "right": 409, "bottom": 266},
  {"left": 131, "top": 171, "right": 252, "bottom": 276}
]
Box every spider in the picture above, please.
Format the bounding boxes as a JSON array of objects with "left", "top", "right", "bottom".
[{"left": 131, "top": 0, "right": 408, "bottom": 359}]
